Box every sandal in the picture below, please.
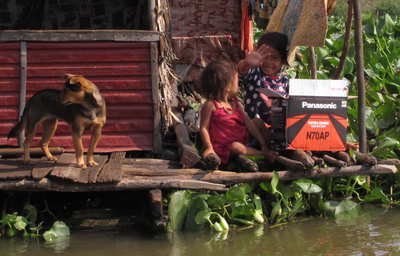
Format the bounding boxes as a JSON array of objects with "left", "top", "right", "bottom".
[
  {"left": 203, "top": 153, "right": 221, "bottom": 170},
  {"left": 236, "top": 155, "right": 259, "bottom": 172}
]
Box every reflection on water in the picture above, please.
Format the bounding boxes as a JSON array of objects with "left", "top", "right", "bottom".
[{"left": 1, "top": 205, "right": 399, "bottom": 256}]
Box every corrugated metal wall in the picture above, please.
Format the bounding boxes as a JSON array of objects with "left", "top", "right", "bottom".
[
  {"left": 1, "top": 42, "right": 154, "bottom": 152},
  {"left": 0, "top": 43, "right": 20, "bottom": 147}
]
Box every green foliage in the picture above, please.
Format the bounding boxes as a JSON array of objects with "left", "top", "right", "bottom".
[
  {"left": 292, "top": 14, "right": 400, "bottom": 159},
  {"left": 334, "top": 0, "right": 400, "bottom": 17},
  {"left": 42, "top": 221, "right": 70, "bottom": 242},
  {"left": 0, "top": 205, "right": 43, "bottom": 238},
  {"left": 167, "top": 184, "right": 266, "bottom": 233}
]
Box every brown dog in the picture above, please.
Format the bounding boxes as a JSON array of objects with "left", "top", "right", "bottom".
[{"left": 8, "top": 74, "right": 106, "bottom": 168}]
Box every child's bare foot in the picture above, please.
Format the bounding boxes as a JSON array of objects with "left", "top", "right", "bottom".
[
  {"left": 289, "top": 150, "right": 315, "bottom": 168},
  {"left": 334, "top": 151, "right": 354, "bottom": 165},
  {"left": 276, "top": 156, "right": 305, "bottom": 171},
  {"left": 236, "top": 155, "right": 259, "bottom": 172},
  {"left": 355, "top": 152, "right": 377, "bottom": 166},
  {"left": 323, "top": 154, "right": 347, "bottom": 167},
  {"left": 203, "top": 153, "right": 221, "bottom": 170}
]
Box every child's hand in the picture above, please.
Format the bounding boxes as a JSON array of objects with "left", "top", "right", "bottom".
[
  {"left": 244, "top": 45, "right": 271, "bottom": 67},
  {"left": 202, "top": 147, "right": 216, "bottom": 158}
]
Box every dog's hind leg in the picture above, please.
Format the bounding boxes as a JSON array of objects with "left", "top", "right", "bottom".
[
  {"left": 72, "top": 124, "right": 86, "bottom": 168},
  {"left": 87, "top": 125, "right": 102, "bottom": 167},
  {"left": 40, "top": 118, "right": 58, "bottom": 161},
  {"left": 23, "top": 120, "right": 40, "bottom": 163}
]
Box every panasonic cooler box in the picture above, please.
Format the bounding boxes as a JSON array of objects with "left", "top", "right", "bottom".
[
  {"left": 262, "top": 79, "right": 349, "bottom": 152},
  {"left": 286, "top": 79, "right": 349, "bottom": 151}
]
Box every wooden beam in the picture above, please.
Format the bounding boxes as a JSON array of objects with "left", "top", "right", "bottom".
[
  {"left": 0, "top": 177, "right": 227, "bottom": 192},
  {"left": 0, "top": 30, "right": 160, "bottom": 42},
  {"left": 0, "top": 147, "right": 64, "bottom": 156},
  {"left": 199, "top": 164, "right": 397, "bottom": 183}
]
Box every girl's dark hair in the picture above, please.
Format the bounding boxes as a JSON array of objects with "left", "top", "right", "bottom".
[
  {"left": 201, "top": 60, "right": 237, "bottom": 100},
  {"left": 257, "top": 32, "right": 289, "bottom": 63}
]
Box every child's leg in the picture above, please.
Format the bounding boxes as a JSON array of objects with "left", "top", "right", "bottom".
[{"left": 228, "top": 142, "right": 260, "bottom": 172}]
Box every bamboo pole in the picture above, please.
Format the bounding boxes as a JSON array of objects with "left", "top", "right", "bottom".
[{"left": 353, "top": 0, "right": 367, "bottom": 153}]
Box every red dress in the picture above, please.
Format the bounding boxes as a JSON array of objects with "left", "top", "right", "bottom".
[{"left": 209, "top": 99, "right": 248, "bottom": 164}]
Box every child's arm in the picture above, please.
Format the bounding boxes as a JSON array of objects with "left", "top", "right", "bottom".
[
  {"left": 199, "top": 101, "right": 216, "bottom": 157},
  {"left": 238, "top": 44, "right": 271, "bottom": 74},
  {"left": 237, "top": 102, "right": 267, "bottom": 150}
]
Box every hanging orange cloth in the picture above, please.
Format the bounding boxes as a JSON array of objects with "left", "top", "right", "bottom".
[{"left": 240, "top": 0, "right": 254, "bottom": 55}]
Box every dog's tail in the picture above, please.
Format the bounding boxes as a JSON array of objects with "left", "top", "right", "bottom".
[{"left": 7, "top": 107, "right": 28, "bottom": 139}]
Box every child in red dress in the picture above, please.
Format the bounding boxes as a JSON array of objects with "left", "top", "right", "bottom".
[{"left": 199, "top": 60, "right": 278, "bottom": 171}]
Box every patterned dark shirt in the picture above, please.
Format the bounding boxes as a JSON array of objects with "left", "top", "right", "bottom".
[{"left": 240, "top": 67, "right": 289, "bottom": 123}]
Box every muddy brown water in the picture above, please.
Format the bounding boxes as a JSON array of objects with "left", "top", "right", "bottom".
[{"left": 1, "top": 205, "right": 399, "bottom": 256}]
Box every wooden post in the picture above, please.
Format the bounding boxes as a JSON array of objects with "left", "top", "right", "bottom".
[
  {"left": 149, "top": 0, "right": 162, "bottom": 153},
  {"left": 18, "top": 41, "right": 27, "bottom": 146},
  {"left": 308, "top": 47, "right": 317, "bottom": 79},
  {"left": 147, "top": 189, "right": 167, "bottom": 231},
  {"left": 148, "top": 0, "right": 156, "bottom": 31},
  {"left": 333, "top": 0, "right": 353, "bottom": 79},
  {"left": 353, "top": 0, "right": 367, "bottom": 153}
]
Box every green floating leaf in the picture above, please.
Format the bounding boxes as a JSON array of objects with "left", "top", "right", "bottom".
[
  {"left": 195, "top": 209, "right": 211, "bottom": 225},
  {"left": 334, "top": 200, "right": 360, "bottom": 221},
  {"left": 363, "top": 187, "right": 390, "bottom": 204},
  {"left": 14, "top": 216, "right": 27, "bottom": 231},
  {"left": 43, "top": 230, "right": 58, "bottom": 242},
  {"left": 51, "top": 221, "right": 70, "bottom": 237},
  {"left": 42, "top": 221, "right": 70, "bottom": 242},
  {"left": 226, "top": 184, "right": 250, "bottom": 203},
  {"left": 294, "top": 180, "right": 322, "bottom": 194},
  {"left": 185, "top": 195, "right": 209, "bottom": 231},
  {"left": 271, "top": 171, "right": 280, "bottom": 195},
  {"left": 321, "top": 200, "right": 340, "bottom": 217},
  {"left": 167, "top": 190, "right": 191, "bottom": 232}
]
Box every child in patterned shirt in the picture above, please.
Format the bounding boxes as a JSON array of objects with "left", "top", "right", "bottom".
[{"left": 238, "top": 32, "right": 314, "bottom": 169}]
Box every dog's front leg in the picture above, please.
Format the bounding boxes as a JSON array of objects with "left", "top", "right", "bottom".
[
  {"left": 87, "top": 124, "right": 102, "bottom": 167},
  {"left": 72, "top": 126, "right": 86, "bottom": 168}
]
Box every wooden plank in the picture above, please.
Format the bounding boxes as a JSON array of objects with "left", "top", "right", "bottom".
[
  {"left": 31, "top": 159, "right": 57, "bottom": 180},
  {"left": 96, "top": 152, "right": 126, "bottom": 183},
  {"left": 122, "top": 166, "right": 206, "bottom": 176},
  {"left": 84, "top": 155, "right": 109, "bottom": 184},
  {"left": 122, "top": 158, "right": 179, "bottom": 169},
  {"left": 49, "top": 153, "right": 81, "bottom": 182},
  {"left": 0, "top": 159, "right": 33, "bottom": 180},
  {"left": 0, "top": 30, "right": 160, "bottom": 42},
  {"left": 0, "top": 177, "right": 227, "bottom": 192}
]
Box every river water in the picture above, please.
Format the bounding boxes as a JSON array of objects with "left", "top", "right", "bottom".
[{"left": 1, "top": 205, "right": 399, "bottom": 256}]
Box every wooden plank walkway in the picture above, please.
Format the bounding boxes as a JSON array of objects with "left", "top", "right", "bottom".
[{"left": 0, "top": 152, "right": 398, "bottom": 192}]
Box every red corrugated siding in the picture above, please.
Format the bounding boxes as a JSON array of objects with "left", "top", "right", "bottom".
[
  {"left": 0, "top": 43, "right": 20, "bottom": 146},
  {"left": 2, "top": 42, "right": 154, "bottom": 152}
]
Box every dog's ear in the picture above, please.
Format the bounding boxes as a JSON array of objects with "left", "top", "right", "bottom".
[
  {"left": 64, "top": 73, "right": 76, "bottom": 81},
  {"left": 85, "top": 88, "right": 104, "bottom": 107}
]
